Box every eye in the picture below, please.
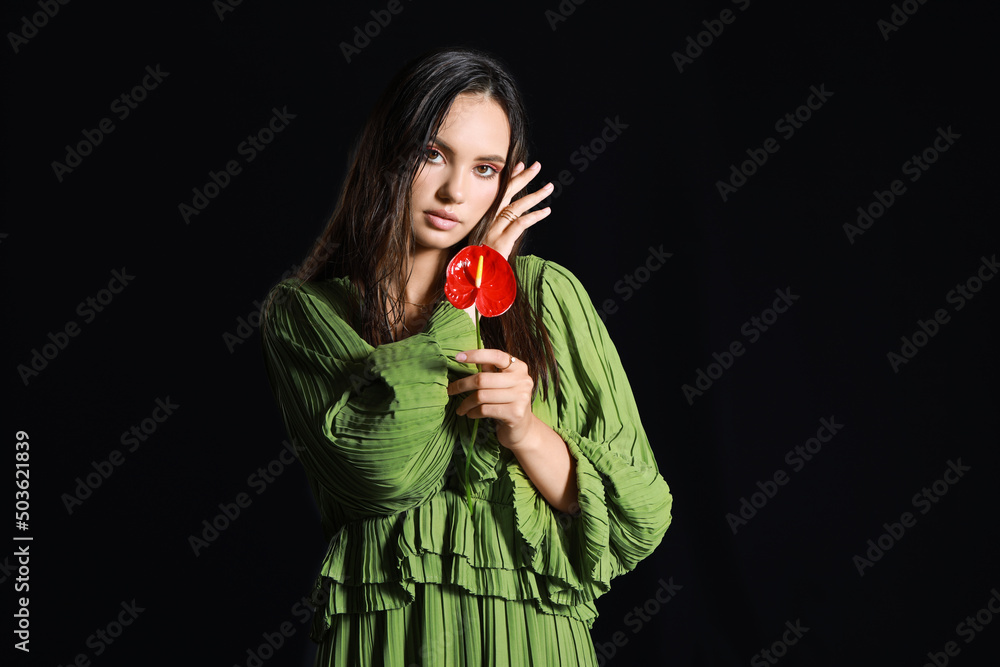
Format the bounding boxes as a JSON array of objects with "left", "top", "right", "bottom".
[
  {"left": 475, "top": 164, "right": 499, "bottom": 180},
  {"left": 425, "top": 148, "right": 444, "bottom": 163}
]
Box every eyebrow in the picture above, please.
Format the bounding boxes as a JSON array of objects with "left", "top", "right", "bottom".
[{"left": 433, "top": 138, "right": 507, "bottom": 166}]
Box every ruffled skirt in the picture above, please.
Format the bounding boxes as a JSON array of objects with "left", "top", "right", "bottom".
[{"left": 314, "top": 581, "right": 599, "bottom": 666}]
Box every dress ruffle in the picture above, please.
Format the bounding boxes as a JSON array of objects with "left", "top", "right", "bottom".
[
  {"left": 308, "top": 485, "right": 604, "bottom": 641},
  {"left": 307, "top": 423, "right": 671, "bottom": 642}
]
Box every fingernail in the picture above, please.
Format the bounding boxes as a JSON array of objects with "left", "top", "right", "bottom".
[
  {"left": 456, "top": 352, "right": 467, "bottom": 361},
  {"left": 532, "top": 162, "right": 541, "bottom": 169},
  {"left": 543, "top": 182, "right": 553, "bottom": 190}
]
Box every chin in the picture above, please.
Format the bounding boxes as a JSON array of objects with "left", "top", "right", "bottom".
[{"left": 414, "top": 231, "right": 465, "bottom": 252}]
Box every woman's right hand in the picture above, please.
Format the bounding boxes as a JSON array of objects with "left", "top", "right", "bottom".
[{"left": 485, "top": 161, "right": 554, "bottom": 262}]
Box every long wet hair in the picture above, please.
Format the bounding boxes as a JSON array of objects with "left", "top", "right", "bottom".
[{"left": 291, "top": 47, "right": 558, "bottom": 399}]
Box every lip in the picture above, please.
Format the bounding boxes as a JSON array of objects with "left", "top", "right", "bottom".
[{"left": 425, "top": 210, "right": 460, "bottom": 230}]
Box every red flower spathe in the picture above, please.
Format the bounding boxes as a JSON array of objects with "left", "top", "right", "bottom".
[{"left": 444, "top": 245, "right": 516, "bottom": 317}]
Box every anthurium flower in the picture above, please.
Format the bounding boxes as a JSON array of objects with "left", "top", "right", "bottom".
[
  {"left": 444, "top": 244, "right": 517, "bottom": 513},
  {"left": 444, "top": 244, "right": 516, "bottom": 316}
]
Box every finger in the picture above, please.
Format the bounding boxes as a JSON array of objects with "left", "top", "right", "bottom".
[
  {"left": 502, "top": 161, "right": 542, "bottom": 201},
  {"left": 461, "top": 404, "right": 505, "bottom": 421},
  {"left": 509, "top": 181, "right": 554, "bottom": 214},
  {"left": 495, "top": 162, "right": 529, "bottom": 210},
  {"left": 495, "top": 181, "right": 552, "bottom": 227},
  {"left": 492, "top": 193, "right": 552, "bottom": 243},
  {"left": 457, "top": 349, "right": 519, "bottom": 370},
  {"left": 447, "top": 371, "right": 518, "bottom": 395},
  {"left": 461, "top": 398, "right": 525, "bottom": 421},
  {"left": 506, "top": 206, "right": 551, "bottom": 233},
  {"left": 456, "top": 390, "right": 519, "bottom": 416},
  {"left": 492, "top": 163, "right": 542, "bottom": 237},
  {"left": 486, "top": 205, "right": 552, "bottom": 255}
]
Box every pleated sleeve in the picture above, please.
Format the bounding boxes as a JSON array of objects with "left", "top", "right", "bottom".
[
  {"left": 260, "top": 279, "right": 472, "bottom": 525},
  {"left": 509, "top": 257, "right": 673, "bottom": 607}
]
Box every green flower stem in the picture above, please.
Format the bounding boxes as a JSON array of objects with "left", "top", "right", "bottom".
[{"left": 464, "top": 308, "right": 481, "bottom": 514}]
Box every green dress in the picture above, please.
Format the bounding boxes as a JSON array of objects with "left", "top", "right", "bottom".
[{"left": 260, "top": 255, "right": 673, "bottom": 666}]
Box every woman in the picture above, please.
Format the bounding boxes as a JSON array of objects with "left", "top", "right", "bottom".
[{"left": 261, "top": 47, "right": 672, "bottom": 666}]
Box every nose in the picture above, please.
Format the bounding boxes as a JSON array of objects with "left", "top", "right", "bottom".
[{"left": 437, "top": 167, "right": 466, "bottom": 204}]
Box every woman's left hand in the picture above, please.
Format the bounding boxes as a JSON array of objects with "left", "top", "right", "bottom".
[
  {"left": 448, "top": 348, "right": 537, "bottom": 450},
  {"left": 485, "top": 161, "right": 553, "bottom": 262}
]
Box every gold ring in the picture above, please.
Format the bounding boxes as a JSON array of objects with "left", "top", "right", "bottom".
[
  {"left": 498, "top": 206, "right": 519, "bottom": 223},
  {"left": 499, "top": 354, "right": 515, "bottom": 370}
]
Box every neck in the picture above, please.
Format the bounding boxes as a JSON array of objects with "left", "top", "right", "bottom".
[{"left": 403, "top": 244, "right": 449, "bottom": 303}]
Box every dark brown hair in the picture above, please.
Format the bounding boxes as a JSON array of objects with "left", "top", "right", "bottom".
[{"left": 292, "top": 47, "right": 557, "bottom": 398}]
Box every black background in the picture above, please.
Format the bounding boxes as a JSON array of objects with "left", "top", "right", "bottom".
[{"left": 4, "top": 1, "right": 998, "bottom": 665}]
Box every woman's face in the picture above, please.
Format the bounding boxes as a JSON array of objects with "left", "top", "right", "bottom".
[{"left": 409, "top": 93, "right": 510, "bottom": 252}]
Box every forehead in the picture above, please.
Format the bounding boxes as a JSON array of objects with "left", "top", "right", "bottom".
[{"left": 436, "top": 93, "right": 510, "bottom": 155}]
